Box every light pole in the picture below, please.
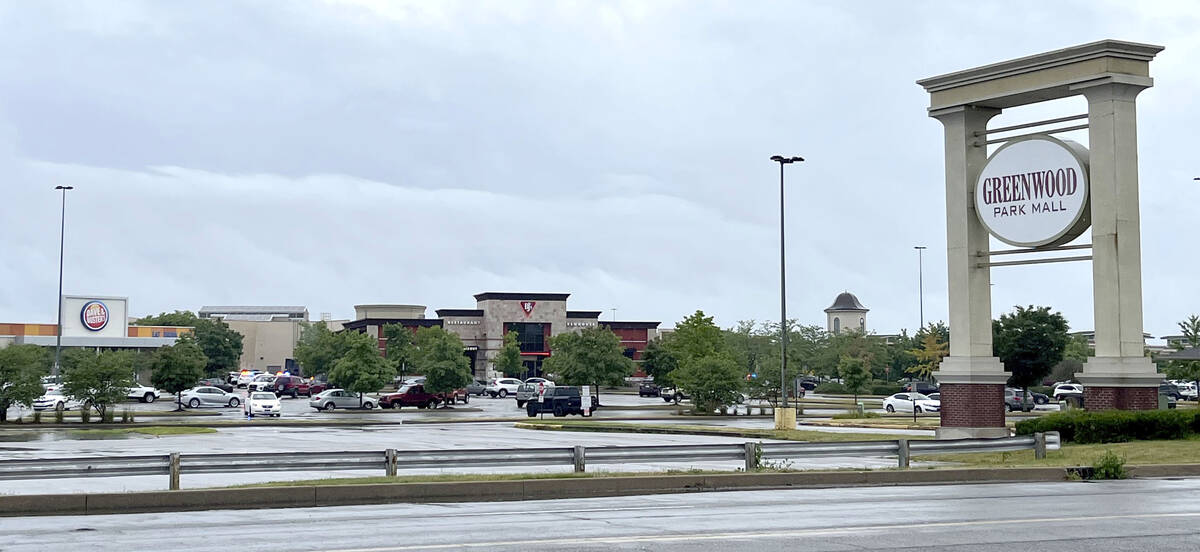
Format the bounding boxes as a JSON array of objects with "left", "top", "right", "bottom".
[
  {"left": 770, "top": 155, "right": 803, "bottom": 409},
  {"left": 914, "top": 246, "right": 927, "bottom": 331},
  {"left": 53, "top": 185, "right": 74, "bottom": 382}
]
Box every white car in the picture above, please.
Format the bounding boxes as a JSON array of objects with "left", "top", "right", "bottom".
[
  {"left": 1176, "top": 382, "right": 1197, "bottom": 400},
  {"left": 127, "top": 384, "right": 160, "bottom": 403},
  {"left": 33, "top": 390, "right": 85, "bottom": 412},
  {"left": 486, "top": 378, "right": 523, "bottom": 398},
  {"left": 179, "top": 386, "right": 242, "bottom": 408},
  {"left": 883, "top": 392, "right": 940, "bottom": 414},
  {"left": 1052, "top": 383, "right": 1084, "bottom": 400},
  {"left": 247, "top": 374, "right": 277, "bottom": 392},
  {"left": 247, "top": 392, "right": 281, "bottom": 417},
  {"left": 236, "top": 370, "right": 263, "bottom": 388}
]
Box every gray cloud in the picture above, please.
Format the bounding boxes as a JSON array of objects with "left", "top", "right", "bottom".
[{"left": 1, "top": 0, "right": 1197, "bottom": 339}]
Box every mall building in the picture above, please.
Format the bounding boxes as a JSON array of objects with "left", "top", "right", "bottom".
[
  {"left": 342, "top": 292, "right": 662, "bottom": 379},
  {"left": 0, "top": 295, "right": 192, "bottom": 351}
]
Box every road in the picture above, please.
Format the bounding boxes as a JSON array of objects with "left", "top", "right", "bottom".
[{"left": 3, "top": 479, "right": 1199, "bottom": 551}]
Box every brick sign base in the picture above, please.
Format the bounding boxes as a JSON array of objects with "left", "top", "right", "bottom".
[
  {"left": 938, "top": 383, "right": 1006, "bottom": 428},
  {"left": 1084, "top": 386, "right": 1158, "bottom": 410}
]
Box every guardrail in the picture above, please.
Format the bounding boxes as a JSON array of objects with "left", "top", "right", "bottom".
[{"left": 0, "top": 432, "right": 1059, "bottom": 490}]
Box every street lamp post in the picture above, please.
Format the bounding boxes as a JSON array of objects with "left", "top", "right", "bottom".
[
  {"left": 770, "top": 155, "right": 804, "bottom": 410},
  {"left": 914, "top": 246, "right": 927, "bottom": 331},
  {"left": 53, "top": 185, "right": 74, "bottom": 382}
]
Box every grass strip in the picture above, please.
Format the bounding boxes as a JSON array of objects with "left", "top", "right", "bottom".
[
  {"left": 66, "top": 426, "right": 218, "bottom": 437},
  {"left": 916, "top": 436, "right": 1200, "bottom": 467}
]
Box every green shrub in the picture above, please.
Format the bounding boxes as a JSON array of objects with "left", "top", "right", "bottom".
[
  {"left": 1091, "top": 450, "right": 1127, "bottom": 480},
  {"left": 79, "top": 408, "right": 91, "bottom": 423},
  {"left": 815, "top": 382, "right": 848, "bottom": 394},
  {"left": 1015, "top": 409, "right": 1200, "bottom": 444},
  {"left": 31, "top": 411, "right": 42, "bottom": 424},
  {"left": 54, "top": 409, "right": 64, "bottom": 423},
  {"left": 870, "top": 383, "right": 901, "bottom": 395},
  {"left": 121, "top": 409, "right": 133, "bottom": 423},
  {"left": 101, "top": 409, "right": 115, "bottom": 423}
]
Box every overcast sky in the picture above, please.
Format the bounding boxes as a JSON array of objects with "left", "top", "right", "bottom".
[{"left": 1, "top": 1, "right": 1197, "bottom": 340}]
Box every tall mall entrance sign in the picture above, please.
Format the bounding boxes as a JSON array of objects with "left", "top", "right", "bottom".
[{"left": 917, "top": 40, "right": 1164, "bottom": 438}]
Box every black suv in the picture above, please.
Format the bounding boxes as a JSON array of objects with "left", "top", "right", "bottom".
[
  {"left": 638, "top": 382, "right": 661, "bottom": 397},
  {"left": 525, "top": 386, "right": 597, "bottom": 417}
]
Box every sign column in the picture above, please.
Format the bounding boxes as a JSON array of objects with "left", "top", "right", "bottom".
[
  {"left": 1072, "top": 76, "right": 1161, "bottom": 409},
  {"left": 929, "top": 105, "right": 1011, "bottom": 439}
]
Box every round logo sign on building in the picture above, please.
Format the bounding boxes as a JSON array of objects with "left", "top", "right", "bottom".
[
  {"left": 81, "top": 301, "right": 109, "bottom": 331},
  {"left": 975, "top": 135, "right": 1091, "bottom": 248}
]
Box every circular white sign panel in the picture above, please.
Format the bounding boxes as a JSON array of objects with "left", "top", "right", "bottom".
[{"left": 975, "top": 136, "right": 1090, "bottom": 248}]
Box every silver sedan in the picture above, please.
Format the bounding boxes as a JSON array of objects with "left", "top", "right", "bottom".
[
  {"left": 309, "top": 389, "right": 375, "bottom": 410},
  {"left": 180, "top": 386, "right": 242, "bottom": 408}
]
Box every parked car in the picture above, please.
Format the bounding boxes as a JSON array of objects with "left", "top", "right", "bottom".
[
  {"left": 638, "top": 382, "right": 661, "bottom": 397},
  {"left": 1004, "top": 388, "right": 1036, "bottom": 412},
  {"left": 33, "top": 390, "right": 85, "bottom": 412},
  {"left": 524, "top": 377, "right": 553, "bottom": 386},
  {"left": 247, "top": 374, "right": 277, "bottom": 393},
  {"left": 247, "top": 392, "right": 281, "bottom": 417},
  {"left": 236, "top": 370, "right": 263, "bottom": 388},
  {"left": 1006, "top": 387, "right": 1049, "bottom": 405},
  {"left": 309, "top": 389, "right": 375, "bottom": 410},
  {"left": 179, "top": 386, "right": 242, "bottom": 408},
  {"left": 1160, "top": 381, "right": 1182, "bottom": 400},
  {"left": 1052, "top": 383, "right": 1084, "bottom": 400},
  {"left": 486, "top": 378, "right": 523, "bottom": 398},
  {"left": 900, "top": 382, "right": 939, "bottom": 395},
  {"left": 799, "top": 376, "right": 820, "bottom": 391},
  {"left": 126, "top": 383, "right": 161, "bottom": 403},
  {"left": 308, "top": 379, "right": 331, "bottom": 395},
  {"left": 1177, "top": 382, "right": 1198, "bottom": 400},
  {"left": 271, "top": 375, "right": 310, "bottom": 398},
  {"left": 516, "top": 382, "right": 555, "bottom": 408},
  {"left": 883, "top": 392, "right": 940, "bottom": 413},
  {"left": 380, "top": 384, "right": 456, "bottom": 409},
  {"left": 660, "top": 387, "right": 690, "bottom": 403},
  {"left": 525, "top": 386, "right": 597, "bottom": 417},
  {"left": 466, "top": 378, "right": 488, "bottom": 396},
  {"left": 199, "top": 378, "right": 234, "bottom": 393}
]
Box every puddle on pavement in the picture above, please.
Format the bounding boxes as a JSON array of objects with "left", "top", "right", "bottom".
[{"left": 0, "top": 430, "right": 147, "bottom": 442}]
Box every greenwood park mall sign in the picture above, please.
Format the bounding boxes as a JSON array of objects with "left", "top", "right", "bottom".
[{"left": 974, "top": 135, "right": 1091, "bottom": 248}]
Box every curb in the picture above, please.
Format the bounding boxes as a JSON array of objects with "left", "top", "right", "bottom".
[{"left": 0, "top": 466, "right": 1082, "bottom": 517}]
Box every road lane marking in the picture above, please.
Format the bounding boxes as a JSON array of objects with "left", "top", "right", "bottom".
[{"left": 322, "top": 511, "right": 1200, "bottom": 551}]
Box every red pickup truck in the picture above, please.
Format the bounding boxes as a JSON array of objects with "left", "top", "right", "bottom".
[{"left": 380, "top": 384, "right": 469, "bottom": 409}]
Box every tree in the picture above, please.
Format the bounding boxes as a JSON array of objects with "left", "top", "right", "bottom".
[
  {"left": 412, "top": 326, "right": 472, "bottom": 407},
  {"left": 670, "top": 311, "right": 726, "bottom": 363},
  {"left": 993, "top": 305, "right": 1069, "bottom": 403},
  {"left": 907, "top": 324, "right": 949, "bottom": 380},
  {"left": 492, "top": 331, "right": 523, "bottom": 378},
  {"left": 294, "top": 322, "right": 351, "bottom": 377},
  {"left": 837, "top": 355, "right": 872, "bottom": 404},
  {"left": 0, "top": 345, "right": 50, "bottom": 422},
  {"left": 61, "top": 349, "right": 135, "bottom": 418},
  {"left": 670, "top": 354, "right": 743, "bottom": 412},
  {"left": 1165, "top": 315, "right": 1200, "bottom": 397},
  {"left": 136, "top": 311, "right": 244, "bottom": 377},
  {"left": 382, "top": 324, "right": 416, "bottom": 380},
  {"left": 543, "top": 326, "right": 634, "bottom": 406},
  {"left": 150, "top": 335, "right": 208, "bottom": 411},
  {"left": 640, "top": 337, "right": 679, "bottom": 385},
  {"left": 327, "top": 332, "right": 394, "bottom": 407}
]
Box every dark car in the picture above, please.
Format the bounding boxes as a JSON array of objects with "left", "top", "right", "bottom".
[
  {"left": 525, "top": 386, "right": 597, "bottom": 417},
  {"left": 638, "top": 382, "right": 661, "bottom": 397},
  {"left": 799, "top": 376, "right": 819, "bottom": 391},
  {"left": 901, "top": 382, "right": 939, "bottom": 395},
  {"left": 272, "top": 375, "right": 311, "bottom": 398},
  {"left": 308, "top": 379, "right": 332, "bottom": 395},
  {"left": 1160, "top": 381, "right": 1182, "bottom": 400},
  {"left": 380, "top": 384, "right": 464, "bottom": 409},
  {"left": 199, "top": 378, "right": 234, "bottom": 393}
]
